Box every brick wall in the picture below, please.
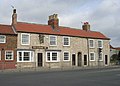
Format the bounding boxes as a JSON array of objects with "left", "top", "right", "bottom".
[{"left": 0, "top": 34, "right": 17, "bottom": 69}]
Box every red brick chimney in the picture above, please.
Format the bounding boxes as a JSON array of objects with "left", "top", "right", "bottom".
[
  {"left": 48, "top": 14, "right": 59, "bottom": 30},
  {"left": 82, "top": 22, "right": 90, "bottom": 31},
  {"left": 12, "top": 9, "right": 17, "bottom": 25}
]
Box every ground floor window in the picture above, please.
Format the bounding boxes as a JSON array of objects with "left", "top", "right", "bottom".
[
  {"left": 90, "top": 52, "right": 95, "bottom": 61},
  {"left": 99, "top": 52, "right": 103, "bottom": 61},
  {"left": 46, "top": 51, "right": 59, "bottom": 62},
  {"left": 5, "top": 50, "right": 14, "bottom": 60},
  {"left": 17, "top": 51, "right": 34, "bottom": 62},
  {"left": 63, "top": 51, "right": 70, "bottom": 61},
  {"left": 0, "top": 51, "right": 1, "bottom": 60}
]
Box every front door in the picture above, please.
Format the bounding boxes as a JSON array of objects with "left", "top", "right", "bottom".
[
  {"left": 78, "top": 52, "right": 82, "bottom": 66},
  {"left": 105, "top": 55, "right": 108, "bottom": 65},
  {"left": 38, "top": 53, "right": 43, "bottom": 67},
  {"left": 84, "top": 55, "right": 87, "bottom": 65},
  {"left": 72, "top": 54, "right": 76, "bottom": 66}
]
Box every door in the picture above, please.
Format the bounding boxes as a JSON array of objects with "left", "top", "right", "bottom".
[
  {"left": 78, "top": 52, "right": 82, "bottom": 66},
  {"left": 38, "top": 53, "right": 43, "bottom": 67},
  {"left": 84, "top": 55, "right": 87, "bottom": 65},
  {"left": 72, "top": 54, "right": 76, "bottom": 66},
  {"left": 105, "top": 55, "right": 108, "bottom": 65}
]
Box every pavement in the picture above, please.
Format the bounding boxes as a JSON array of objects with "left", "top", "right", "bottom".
[{"left": 0, "top": 65, "right": 120, "bottom": 73}]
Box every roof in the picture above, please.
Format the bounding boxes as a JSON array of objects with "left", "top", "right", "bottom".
[
  {"left": 110, "top": 45, "right": 120, "bottom": 50},
  {"left": 14, "top": 22, "right": 110, "bottom": 40},
  {"left": 0, "top": 24, "right": 16, "bottom": 35}
]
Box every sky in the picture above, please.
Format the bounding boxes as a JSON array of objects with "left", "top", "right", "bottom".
[{"left": 0, "top": 0, "right": 120, "bottom": 47}]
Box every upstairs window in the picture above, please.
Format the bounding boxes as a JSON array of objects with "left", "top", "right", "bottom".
[
  {"left": 21, "top": 33, "right": 30, "bottom": 45},
  {"left": 89, "top": 39, "right": 95, "bottom": 48},
  {"left": 98, "top": 40, "right": 103, "bottom": 48},
  {"left": 63, "top": 36, "right": 70, "bottom": 46},
  {"left": 49, "top": 35, "right": 57, "bottom": 46},
  {"left": 0, "top": 35, "right": 6, "bottom": 43}
]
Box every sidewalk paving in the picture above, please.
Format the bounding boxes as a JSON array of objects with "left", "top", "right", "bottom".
[{"left": 0, "top": 65, "right": 120, "bottom": 73}]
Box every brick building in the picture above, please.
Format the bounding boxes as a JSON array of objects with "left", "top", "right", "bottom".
[
  {"left": 0, "top": 24, "right": 17, "bottom": 69},
  {"left": 11, "top": 9, "right": 110, "bottom": 68}
]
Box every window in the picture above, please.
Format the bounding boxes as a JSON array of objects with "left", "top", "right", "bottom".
[
  {"left": 63, "top": 37, "right": 70, "bottom": 46},
  {"left": 17, "top": 51, "right": 34, "bottom": 62},
  {"left": 49, "top": 35, "right": 57, "bottom": 46},
  {"left": 63, "top": 51, "right": 70, "bottom": 61},
  {"left": 98, "top": 40, "right": 103, "bottom": 48},
  {"left": 46, "top": 52, "right": 59, "bottom": 62},
  {"left": 99, "top": 52, "right": 103, "bottom": 61},
  {"left": 0, "top": 35, "right": 6, "bottom": 43},
  {"left": 89, "top": 39, "right": 95, "bottom": 48},
  {"left": 90, "top": 52, "right": 95, "bottom": 61},
  {"left": 21, "top": 33, "right": 30, "bottom": 45},
  {"left": 5, "top": 51, "right": 13, "bottom": 60},
  {"left": 0, "top": 51, "right": 1, "bottom": 60}
]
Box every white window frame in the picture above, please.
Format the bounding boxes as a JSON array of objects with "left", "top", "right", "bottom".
[
  {"left": 0, "top": 35, "right": 6, "bottom": 43},
  {"left": 0, "top": 51, "right": 1, "bottom": 60},
  {"left": 98, "top": 40, "right": 103, "bottom": 48},
  {"left": 49, "top": 35, "right": 57, "bottom": 46},
  {"left": 89, "top": 39, "right": 95, "bottom": 48},
  {"left": 63, "top": 36, "right": 70, "bottom": 46},
  {"left": 46, "top": 51, "right": 59, "bottom": 62},
  {"left": 90, "top": 52, "right": 95, "bottom": 61},
  {"left": 21, "top": 33, "right": 30, "bottom": 45},
  {"left": 63, "top": 51, "right": 70, "bottom": 61},
  {"left": 5, "top": 50, "right": 14, "bottom": 60},
  {"left": 17, "top": 51, "right": 34, "bottom": 62},
  {"left": 99, "top": 52, "right": 103, "bottom": 61}
]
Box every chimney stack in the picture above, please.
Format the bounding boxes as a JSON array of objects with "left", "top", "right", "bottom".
[
  {"left": 48, "top": 14, "right": 59, "bottom": 30},
  {"left": 82, "top": 22, "right": 90, "bottom": 31},
  {"left": 12, "top": 9, "right": 17, "bottom": 25}
]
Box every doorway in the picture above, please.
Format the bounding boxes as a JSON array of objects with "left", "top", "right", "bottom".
[
  {"left": 105, "top": 55, "right": 108, "bottom": 65},
  {"left": 38, "top": 53, "right": 43, "bottom": 67},
  {"left": 84, "top": 55, "right": 87, "bottom": 65},
  {"left": 78, "top": 52, "right": 82, "bottom": 66},
  {"left": 72, "top": 54, "right": 76, "bottom": 66}
]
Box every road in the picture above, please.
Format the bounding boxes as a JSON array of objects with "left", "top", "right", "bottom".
[{"left": 0, "top": 68, "right": 120, "bottom": 86}]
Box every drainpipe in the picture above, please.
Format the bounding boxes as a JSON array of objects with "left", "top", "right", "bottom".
[{"left": 87, "top": 38, "right": 89, "bottom": 66}]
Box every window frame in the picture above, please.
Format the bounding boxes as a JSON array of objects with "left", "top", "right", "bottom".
[
  {"left": 63, "top": 36, "right": 70, "bottom": 46},
  {"left": 21, "top": 33, "right": 30, "bottom": 45},
  {"left": 49, "top": 35, "right": 57, "bottom": 46},
  {"left": 46, "top": 51, "right": 59, "bottom": 62},
  {"left": 17, "top": 51, "right": 34, "bottom": 62},
  {"left": 0, "top": 51, "right": 1, "bottom": 60},
  {"left": 63, "top": 51, "right": 70, "bottom": 61},
  {"left": 5, "top": 50, "right": 14, "bottom": 60},
  {"left": 0, "top": 35, "right": 6, "bottom": 43},
  {"left": 89, "top": 39, "right": 95, "bottom": 48},
  {"left": 99, "top": 52, "right": 103, "bottom": 61},
  {"left": 98, "top": 40, "right": 103, "bottom": 48},
  {"left": 90, "top": 52, "right": 95, "bottom": 61}
]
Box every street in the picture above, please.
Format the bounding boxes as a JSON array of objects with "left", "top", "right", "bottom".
[{"left": 0, "top": 68, "right": 120, "bottom": 86}]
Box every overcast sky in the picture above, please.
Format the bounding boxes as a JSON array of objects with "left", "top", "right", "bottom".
[{"left": 0, "top": 0, "right": 120, "bottom": 47}]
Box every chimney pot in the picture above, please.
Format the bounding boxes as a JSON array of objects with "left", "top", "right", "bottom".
[
  {"left": 48, "top": 14, "right": 59, "bottom": 30},
  {"left": 82, "top": 22, "right": 90, "bottom": 31}
]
